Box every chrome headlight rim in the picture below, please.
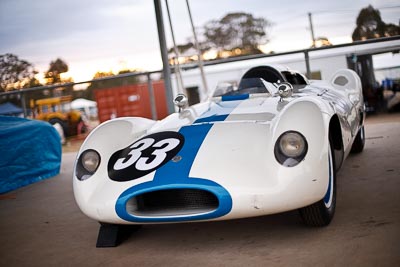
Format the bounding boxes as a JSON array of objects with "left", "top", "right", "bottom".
[
  {"left": 274, "top": 131, "right": 308, "bottom": 167},
  {"left": 76, "top": 149, "right": 101, "bottom": 181}
]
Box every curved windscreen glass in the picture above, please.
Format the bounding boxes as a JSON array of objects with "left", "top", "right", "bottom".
[{"left": 213, "top": 78, "right": 276, "bottom": 97}]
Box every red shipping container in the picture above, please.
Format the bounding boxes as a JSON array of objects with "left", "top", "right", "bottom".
[{"left": 95, "top": 81, "right": 169, "bottom": 123}]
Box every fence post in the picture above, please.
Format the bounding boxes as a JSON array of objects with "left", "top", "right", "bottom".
[
  {"left": 20, "top": 92, "right": 27, "bottom": 118},
  {"left": 147, "top": 74, "right": 158, "bottom": 120},
  {"left": 304, "top": 50, "right": 311, "bottom": 79}
]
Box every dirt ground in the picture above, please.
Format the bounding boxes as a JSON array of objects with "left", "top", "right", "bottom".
[{"left": 0, "top": 113, "right": 399, "bottom": 267}]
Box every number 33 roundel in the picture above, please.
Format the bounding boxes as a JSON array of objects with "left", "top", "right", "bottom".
[{"left": 108, "top": 131, "right": 184, "bottom": 181}]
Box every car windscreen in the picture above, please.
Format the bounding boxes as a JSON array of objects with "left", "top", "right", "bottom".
[{"left": 213, "top": 78, "right": 275, "bottom": 97}]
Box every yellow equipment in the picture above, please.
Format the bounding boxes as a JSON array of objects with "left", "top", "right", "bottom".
[{"left": 30, "top": 96, "right": 87, "bottom": 137}]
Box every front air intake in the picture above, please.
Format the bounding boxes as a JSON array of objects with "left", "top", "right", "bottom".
[{"left": 126, "top": 189, "right": 219, "bottom": 217}]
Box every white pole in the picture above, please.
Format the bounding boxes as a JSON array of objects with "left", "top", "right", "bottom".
[
  {"left": 154, "top": 0, "right": 175, "bottom": 114},
  {"left": 308, "top": 12, "right": 316, "bottom": 47},
  {"left": 185, "top": 0, "right": 209, "bottom": 98},
  {"left": 165, "top": 0, "right": 185, "bottom": 94}
]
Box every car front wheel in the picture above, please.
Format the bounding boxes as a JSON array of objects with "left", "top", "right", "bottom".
[{"left": 299, "top": 143, "right": 336, "bottom": 226}]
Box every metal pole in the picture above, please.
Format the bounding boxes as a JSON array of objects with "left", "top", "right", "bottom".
[
  {"left": 171, "top": 57, "right": 182, "bottom": 94},
  {"left": 308, "top": 12, "right": 316, "bottom": 47},
  {"left": 304, "top": 50, "right": 311, "bottom": 79},
  {"left": 20, "top": 93, "right": 27, "bottom": 118},
  {"left": 147, "top": 74, "right": 158, "bottom": 120},
  {"left": 186, "top": 0, "right": 209, "bottom": 97},
  {"left": 165, "top": 0, "right": 185, "bottom": 94},
  {"left": 154, "top": 0, "right": 175, "bottom": 114}
]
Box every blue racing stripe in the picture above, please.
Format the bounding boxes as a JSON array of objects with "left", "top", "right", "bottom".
[
  {"left": 115, "top": 124, "right": 232, "bottom": 222},
  {"left": 221, "top": 94, "right": 249, "bottom": 102},
  {"left": 194, "top": 100, "right": 242, "bottom": 123},
  {"left": 115, "top": 99, "right": 243, "bottom": 222},
  {"left": 323, "top": 153, "right": 333, "bottom": 207},
  {"left": 195, "top": 115, "right": 229, "bottom": 123}
]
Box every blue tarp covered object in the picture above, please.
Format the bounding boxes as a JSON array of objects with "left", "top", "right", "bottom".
[
  {"left": 0, "top": 116, "right": 61, "bottom": 194},
  {"left": 0, "top": 102, "right": 23, "bottom": 116}
]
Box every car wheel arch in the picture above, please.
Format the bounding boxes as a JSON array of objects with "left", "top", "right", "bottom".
[{"left": 329, "top": 114, "right": 344, "bottom": 172}]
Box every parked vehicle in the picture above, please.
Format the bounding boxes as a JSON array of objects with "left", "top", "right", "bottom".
[
  {"left": 73, "top": 65, "right": 365, "bottom": 247},
  {"left": 30, "top": 95, "right": 87, "bottom": 138}
]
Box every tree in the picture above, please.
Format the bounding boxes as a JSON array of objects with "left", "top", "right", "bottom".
[
  {"left": 168, "top": 12, "right": 272, "bottom": 62},
  {"left": 168, "top": 42, "right": 195, "bottom": 55},
  {"left": 352, "top": 5, "right": 400, "bottom": 41},
  {"left": 44, "top": 58, "right": 69, "bottom": 84},
  {"left": 85, "top": 69, "right": 142, "bottom": 100},
  {"left": 82, "top": 71, "right": 113, "bottom": 100},
  {"left": 0, "top": 53, "right": 37, "bottom": 92},
  {"left": 312, "top": 37, "right": 332, "bottom": 48},
  {"left": 88, "top": 69, "right": 141, "bottom": 89},
  {"left": 384, "top": 23, "right": 400, "bottom": 37},
  {"left": 203, "top": 12, "right": 271, "bottom": 55}
]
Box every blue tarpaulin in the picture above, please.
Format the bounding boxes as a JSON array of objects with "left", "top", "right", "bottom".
[
  {"left": 0, "top": 116, "right": 61, "bottom": 194},
  {"left": 0, "top": 102, "right": 23, "bottom": 116}
]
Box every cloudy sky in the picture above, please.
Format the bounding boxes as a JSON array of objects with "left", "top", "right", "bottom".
[{"left": 0, "top": 0, "right": 399, "bottom": 82}]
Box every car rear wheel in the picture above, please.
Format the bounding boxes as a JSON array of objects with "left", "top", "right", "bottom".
[
  {"left": 49, "top": 118, "right": 68, "bottom": 139},
  {"left": 76, "top": 119, "right": 87, "bottom": 135},
  {"left": 299, "top": 143, "right": 336, "bottom": 227},
  {"left": 351, "top": 126, "right": 365, "bottom": 153}
]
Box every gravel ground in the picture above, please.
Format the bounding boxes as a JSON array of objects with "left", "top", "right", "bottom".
[{"left": 1, "top": 112, "right": 399, "bottom": 267}]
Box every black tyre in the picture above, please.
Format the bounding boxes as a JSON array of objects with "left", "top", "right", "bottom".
[
  {"left": 49, "top": 118, "right": 68, "bottom": 138},
  {"left": 350, "top": 126, "right": 365, "bottom": 153},
  {"left": 76, "top": 119, "right": 87, "bottom": 135},
  {"left": 299, "top": 143, "right": 336, "bottom": 227}
]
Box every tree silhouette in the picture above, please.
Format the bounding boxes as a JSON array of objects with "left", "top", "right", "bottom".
[
  {"left": 88, "top": 69, "right": 141, "bottom": 89},
  {"left": 203, "top": 12, "right": 271, "bottom": 55},
  {"left": 0, "top": 53, "right": 37, "bottom": 92},
  {"left": 85, "top": 69, "right": 142, "bottom": 100},
  {"left": 352, "top": 5, "right": 400, "bottom": 41},
  {"left": 312, "top": 37, "right": 332, "bottom": 48},
  {"left": 44, "top": 58, "right": 69, "bottom": 84},
  {"left": 169, "top": 12, "right": 272, "bottom": 61},
  {"left": 384, "top": 23, "right": 400, "bottom": 37}
]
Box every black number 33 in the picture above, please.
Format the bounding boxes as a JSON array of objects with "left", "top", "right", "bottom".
[{"left": 108, "top": 132, "right": 184, "bottom": 181}]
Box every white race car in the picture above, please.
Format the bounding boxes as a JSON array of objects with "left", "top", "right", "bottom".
[{"left": 73, "top": 65, "right": 365, "bottom": 246}]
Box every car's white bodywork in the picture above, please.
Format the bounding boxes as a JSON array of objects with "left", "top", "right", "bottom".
[{"left": 73, "top": 65, "right": 365, "bottom": 226}]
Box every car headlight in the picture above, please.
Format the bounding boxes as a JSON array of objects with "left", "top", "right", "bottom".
[
  {"left": 274, "top": 131, "right": 308, "bottom": 167},
  {"left": 76, "top": 149, "right": 101, "bottom": 181}
]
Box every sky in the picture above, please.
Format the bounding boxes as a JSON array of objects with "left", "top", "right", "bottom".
[{"left": 0, "top": 0, "right": 399, "bottom": 83}]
